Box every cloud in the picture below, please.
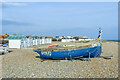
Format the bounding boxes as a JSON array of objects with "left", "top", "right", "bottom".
[
  {"left": 2, "top": 19, "right": 32, "bottom": 26},
  {"left": 2, "top": 2, "right": 27, "bottom": 8}
]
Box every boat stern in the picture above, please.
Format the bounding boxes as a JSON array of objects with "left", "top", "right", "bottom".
[{"left": 33, "top": 49, "right": 41, "bottom": 56}]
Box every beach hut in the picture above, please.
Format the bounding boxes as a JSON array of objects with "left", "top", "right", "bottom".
[
  {"left": 48, "top": 38, "right": 52, "bottom": 43},
  {"left": 72, "top": 39, "right": 76, "bottom": 42},
  {"left": 39, "top": 37, "right": 43, "bottom": 44},
  {"left": 85, "top": 39, "right": 94, "bottom": 41},
  {"left": 61, "top": 38, "right": 76, "bottom": 42},
  {"left": 41, "top": 37, "right": 45, "bottom": 44},
  {"left": 67, "top": 36, "right": 73, "bottom": 39},
  {"left": 25, "top": 35, "right": 33, "bottom": 47},
  {"left": 78, "top": 39, "right": 85, "bottom": 41},
  {"left": 33, "top": 37, "right": 36, "bottom": 46},
  {"left": 7, "top": 35, "right": 26, "bottom": 49},
  {"left": 61, "top": 39, "right": 69, "bottom": 42},
  {"left": 45, "top": 37, "right": 52, "bottom": 44},
  {"left": 39, "top": 37, "right": 42, "bottom": 45},
  {"left": 39, "top": 37, "right": 52, "bottom": 45},
  {"left": 33, "top": 36, "right": 39, "bottom": 45},
  {"left": 61, "top": 39, "right": 67, "bottom": 42},
  {"left": 23, "top": 40, "right": 27, "bottom": 48},
  {"left": 78, "top": 39, "right": 94, "bottom": 41},
  {"left": 37, "top": 37, "right": 40, "bottom": 45},
  {"left": 25, "top": 37, "right": 33, "bottom": 47}
]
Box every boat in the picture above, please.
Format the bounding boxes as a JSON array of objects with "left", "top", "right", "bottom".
[
  {"left": 0, "top": 44, "right": 8, "bottom": 55},
  {"left": 33, "top": 28, "right": 102, "bottom": 60}
]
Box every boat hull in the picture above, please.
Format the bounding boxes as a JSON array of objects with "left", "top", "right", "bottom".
[{"left": 33, "top": 46, "right": 101, "bottom": 59}]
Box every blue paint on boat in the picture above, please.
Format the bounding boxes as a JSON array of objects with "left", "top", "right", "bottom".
[
  {"left": 33, "top": 46, "right": 102, "bottom": 60},
  {"left": 3, "top": 44, "right": 8, "bottom": 46},
  {"left": 33, "top": 28, "right": 103, "bottom": 60}
]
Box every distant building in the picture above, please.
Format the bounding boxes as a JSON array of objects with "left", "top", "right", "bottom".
[
  {"left": 61, "top": 39, "right": 76, "bottom": 42},
  {"left": 67, "top": 36, "right": 73, "bottom": 39},
  {"left": 33, "top": 36, "right": 37, "bottom": 45},
  {"left": 55, "top": 35, "right": 59, "bottom": 41},
  {"left": 45, "top": 37, "right": 52, "bottom": 44},
  {"left": 79, "top": 36, "right": 88, "bottom": 39},
  {"left": 40, "top": 36, "right": 52, "bottom": 44},
  {"left": 49, "top": 36, "right": 53, "bottom": 39},
  {"left": 78, "top": 38, "right": 95, "bottom": 41},
  {"left": 59, "top": 37, "right": 62, "bottom": 39},
  {"left": 0, "top": 35, "right": 4, "bottom": 41},
  {"left": 3, "top": 34, "right": 9, "bottom": 40},
  {"left": 25, "top": 36, "right": 33, "bottom": 47}
]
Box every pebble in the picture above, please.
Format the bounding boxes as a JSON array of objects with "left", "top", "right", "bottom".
[{"left": 1, "top": 42, "right": 119, "bottom": 78}]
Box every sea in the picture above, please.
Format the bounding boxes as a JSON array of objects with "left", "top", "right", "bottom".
[{"left": 102, "top": 40, "right": 120, "bottom": 42}]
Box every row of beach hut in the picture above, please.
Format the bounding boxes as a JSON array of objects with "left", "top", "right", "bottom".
[
  {"left": 61, "top": 39, "right": 94, "bottom": 42},
  {"left": 78, "top": 39, "right": 95, "bottom": 41},
  {"left": 7, "top": 35, "right": 52, "bottom": 49},
  {"left": 61, "top": 39, "right": 76, "bottom": 42}
]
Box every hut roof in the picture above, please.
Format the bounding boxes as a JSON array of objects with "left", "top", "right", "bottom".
[{"left": 7, "top": 35, "right": 25, "bottom": 40}]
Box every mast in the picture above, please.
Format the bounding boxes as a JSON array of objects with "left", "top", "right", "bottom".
[
  {"left": 97, "top": 28, "right": 102, "bottom": 43},
  {"left": 99, "top": 28, "right": 102, "bottom": 44}
]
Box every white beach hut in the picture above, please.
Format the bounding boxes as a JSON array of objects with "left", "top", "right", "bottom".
[
  {"left": 39, "top": 37, "right": 52, "bottom": 45},
  {"left": 45, "top": 38, "right": 52, "bottom": 44},
  {"left": 61, "top": 39, "right": 75, "bottom": 42},
  {"left": 47, "top": 38, "right": 52, "bottom": 43},
  {"left": 41, "top": 38, "right": 45, "bottom": 44},
  {"left": 39, "top": 37, "right": 45, "bottom": 44},
  {"left": 36, "top": 37, "right": 40, "bottom": 45},
  {"left": 33, "top": 37, "right": 37, "bottom": 46},
  {"left": 61, "top": 39, "right": 66, "bottom": 42},
  {"left": 39, "top": 38, "right": 42, "bottom": 45},
  {"left": 72, "top": 39, "right": 76, "bottom": 42},
  {"left": 37, "top": 37, "right": 40, "bottom": 45},
  {"left": 7, "top": 35, "right": 26, "bottom": 49},
  {"left": 23, "top": 40, "right": 27, "bottom": 48},
  {"left": 78, "top": 39, "right": 85, "bottom": 41},
  {"left": 25, "top": 37, "right": 33, "bottom": 47}
]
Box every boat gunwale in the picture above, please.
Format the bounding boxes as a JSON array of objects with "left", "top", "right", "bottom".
[{"left": 33, "top": 45, "right": 100, "bottom": 52}]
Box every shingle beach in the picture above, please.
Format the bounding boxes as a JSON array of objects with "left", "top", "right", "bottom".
[{"left": 1, "top": 41, "right": 119, "bottom": 78}]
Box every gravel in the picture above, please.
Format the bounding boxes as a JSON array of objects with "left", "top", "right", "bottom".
[{"left": 1, "top": 41, "right": 119, "bottom": 78}]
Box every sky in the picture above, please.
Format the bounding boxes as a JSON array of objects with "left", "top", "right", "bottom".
[{"left": 2, "top": 2, "right": 118, "bottom": 40}]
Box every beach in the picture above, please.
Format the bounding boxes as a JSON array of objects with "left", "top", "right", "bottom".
[
  {"left": 0, "top": 56, "right": 2, "bottom": 79},
  {"left": 1, "top": 41, "right": 118, "bottom": 78}
]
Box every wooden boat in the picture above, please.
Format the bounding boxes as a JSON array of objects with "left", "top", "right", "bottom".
[
  {"left": 33, "top": 43, "right": 101, "bottom": 60},
  {"left": 33, "top": 28, "right": 102, "bottom": 60}
]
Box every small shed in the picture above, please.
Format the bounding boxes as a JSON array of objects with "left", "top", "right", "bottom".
[
  {"left": 7, "top": 35, "right": 25, "bottom": 49},
  {"left": 33, "top": 37, "right": 36, "bottom": 45},
  {"left": 25, "top": 37, "right": 33, "bottom": 47},
  {"left": 45, "top": 38, "right": 52, "bottom": 44},
  {"left": 36, "top": 37, "right": 40, "bottom": 45},
  {"left": 33, "top": 36, "right": 40, "bottom": 45},
  {"left": 61, "top": 39, "right": 76, "bottom": 42},
  {"left": 78, "top": 39, "right": 85, "bottom": 41},
  {"left": 39, "top": 38, "right": 42, "bottom": 45},
  {"left": 25, "top": 35, "right": 33, "bottom": 47},
  {"left": 41, "top": 37, "right": 45, "bottom": 44}
]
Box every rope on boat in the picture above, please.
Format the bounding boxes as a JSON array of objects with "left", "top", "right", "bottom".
[
  {"left": 84, "top": 42, "right": 102, "bottom": 60},
  {"left": 88, "top": 28, "right": 102, "bottom": 58}
]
